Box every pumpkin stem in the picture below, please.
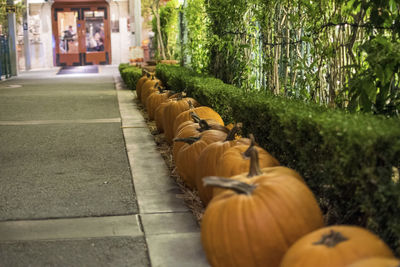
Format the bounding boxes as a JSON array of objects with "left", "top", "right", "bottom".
[
  {"left": 243, "top": 134, "right": 256, "bottom": 158},
  {"left": 198, "top": 119, "right": 229, "bottom": 133},
  {"left": 312, "top": 230, "right": 349, "bottom": 247},
  {"left": 225, "top": 123, "right": 242, "bottom": 141},
  {"left": 167, "top": 91, "right": 177, "bottom": 97},
  {"left": 247, "top": 146, "right": 263, "bottom": 178},
  {"left": 188, "top": 100, "right": 194, "bottom": 109},
  {"left": 198, "top": 119, "right": 212, "bottom": 131},
  {"left": 157, "top": 86, "right": 165, "bottom": 94},
  {"left": 190, "top": 111, "right": 201, "bottom": 123},
  {"left": 146, "top": 72, "right": 151, "bottom": 78},
  {"left": 203, "top": 177, "right": 256, "bottom": 195},
  {"left": 173, "top": 136, "right": 201, "bottom": 145},
  {"left": 177, "top": 93, "right": 184, "bottom": 101}
]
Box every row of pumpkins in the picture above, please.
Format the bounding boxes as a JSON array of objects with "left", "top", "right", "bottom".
[{"left": 134, "top": 71, "right": 399, "bottom": 267}]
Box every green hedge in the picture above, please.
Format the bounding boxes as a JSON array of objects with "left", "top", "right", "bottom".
[
  {"left": 119, "top": 64, "right": 142, "bottom": 90},
  {"left": 154, "top": 64, "right": 400, "bottom": 254}
]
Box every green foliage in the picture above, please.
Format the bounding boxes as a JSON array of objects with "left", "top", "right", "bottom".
[
  {"left": 183, "top": 0, "right": 210, "bottom": 73},
  {"left": 119, "top": 64, "right": 142, "bottom": 90},
  {"left": 0, "top": 0, "right": 25, "bottom": 34},
  {"left": 152, "top": 0, "right": 180, "bottom": 60},
  {"left": 343, "top": 36, "right": 400, "bottom": 116},
  {"left": 156, "top": 63, "right": 400, "bottom": 254},
  {"left": 169, "top": 0, "right": 400, "bottom": 115},
  {"left": 205, "top": 0, "right": 262, "bottom": 90}
]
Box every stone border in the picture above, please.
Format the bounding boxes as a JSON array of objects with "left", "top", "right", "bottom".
[{"left": 114, "top": 75, "right": 209, "bottom": 267}]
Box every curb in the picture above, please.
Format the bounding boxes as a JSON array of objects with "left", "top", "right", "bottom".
[{"left": 114, "top": 75, "right": 209, "bottom": 267}]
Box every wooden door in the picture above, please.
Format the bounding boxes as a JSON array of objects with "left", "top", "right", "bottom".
[{"left": 52, "top": 4, "right": 111, "bottom": 66}]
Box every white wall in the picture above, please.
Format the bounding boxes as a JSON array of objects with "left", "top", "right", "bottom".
[
  {"left": 110, "top": 0, "right": 130, "bottom": 64},
  {"left": 23, "top": 0, "right": 132, "bottom": 69}
]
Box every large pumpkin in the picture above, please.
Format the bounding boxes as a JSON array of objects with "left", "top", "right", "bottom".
[
  {"left": 201, "top": 168, "right": 324, "bottom": 266},
  {"left": 173, "top": 105, "right": 224, "bottom": 138},
  {"left": 280, "top": 225, "right": 394, "bottom": 267},
  {"left": 348, "top": 257, "right": 400, "bottom": 267},
  {"left": 213, "top": 144, "right": 304, "bottom": 198},
  {"left": 174, "top": 130, "right": 228, "bottom": 188},
  {"left": 195, "top": 124, "right": 250, "bottom": 205},
  {"left": 162, "top": 97, "right": 200, "bottom": 144},
  {"left": 215, "top": 135, "right": 280, "bottom": 178}
]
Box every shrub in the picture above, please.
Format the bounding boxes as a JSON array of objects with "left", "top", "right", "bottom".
[
  {"left": 119, "top": 64, "right": 142, "bottom": 90},
  {"left": 155, "top": 63, "right": 400, "bottom": 254}
]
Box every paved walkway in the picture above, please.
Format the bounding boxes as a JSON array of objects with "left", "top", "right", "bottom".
[{"left": 0, "top": 66, "right": 208, "bottom": 266}]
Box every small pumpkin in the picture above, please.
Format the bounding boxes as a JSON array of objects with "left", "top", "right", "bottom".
[
  {"left": 201, "top": 163, "right": 324, "bottom": 266},
  {"left": 348, "top": 257, "right": 400, "bottom": 267},
  {"left": 280, "top": 225, "right": 394, "bottom": 267},
  {"left": 172, "top": 103, "right": 224, "bottom": 138},
  {"left": 154, "top": 100, "right": 170, "bottom": 133},
  {"left": 174, "top": 130, "right": 228, "bottom": 188},
  {"left": 215, "top": 134, "right": 280, "bottom": 178},
  {"left": 141, "top": 82, "right": 159, "bottom": 105},
  {"left": 135, "top": 72, "right": 151, "bottom": 98},
  {"left": 172, "top": 113, "right": 229, "bottom": 162},
  {"left": 162, "top": 97, "right": 200, "bottom": 144},
  {"left": 174, "top": 112, "right": 225, "bottom": 138},
  {"left": 145, "top": 86, "right": 173, "bottom": 120},
  {"left": 195, "top": 124, "right": 251, "bottom": 205},
  {"left": 139, "top": 75, "right": 160, "bottom": 102}
]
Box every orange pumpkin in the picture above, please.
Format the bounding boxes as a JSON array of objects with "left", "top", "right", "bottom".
[
  {"left": 201, "top": 168, "right": 324, "bottom": 266},
  {"left": 135, "top": 72, "right": 151, "bottom": 97},
  {"left": 195, "top": 124, "right": 251, "bottom": 205},
  {"left": 174, "top": 130, "right": 228, "bottom": 188},
  {"left": 146, "top": 87, "right": 174, "bottom": 120},
  {"left": 174, "top": 112, "right": 226, "bottom": 139},
  {"left": 348, "top": 257, "right": 400, "bottom": 267},
  {"left": 162, "top": 97, "right": 200, "bottom": 144},
  {"left": 213, "top": 143, "right": 303, "bottom": 198},
  {"left": 215, "top": 135, "right": 280, "bottom": 178},
  {"left": 139, "top": 75, "right": 160, "bottom": 102},
  {"left": 173, "top": 105, "right": 224, "bottom": 137},
  {"left": 280, "top": 225, "right": 394, "bottom": 267},
  {"left": 140, "top": 82, "right": 159, "bottom": 105},
  {"left": 172, "top": 114, "right": 229, "bottom": 162},
  {"left": 154, "top": 100, "right": 171, "bottom": 133}
]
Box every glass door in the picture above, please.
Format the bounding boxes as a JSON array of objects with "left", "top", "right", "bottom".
[
  {"left": 55, "top": 9, "right": 81, "bottom": 66},
  {"left": 82, "top": 8, "right": 110, "bottom": 65}
]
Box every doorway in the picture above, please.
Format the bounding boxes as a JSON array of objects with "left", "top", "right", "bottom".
[{"left": 52, "top": 3, "right": 111, "bottom": 66}]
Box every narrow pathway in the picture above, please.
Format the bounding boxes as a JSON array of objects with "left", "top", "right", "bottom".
[{"left": 0, "top": 66, "right": 208, "bottom": 266}]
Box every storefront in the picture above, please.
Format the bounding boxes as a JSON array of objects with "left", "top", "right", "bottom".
[
  {"left": 16, "top": 0, "right": 143, "bottom": 69},
  {"left": 52, "top": 1, "right": 111, "bottom": 66}
]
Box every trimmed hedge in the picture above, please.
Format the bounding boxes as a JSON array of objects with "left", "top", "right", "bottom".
[
  {"left": 154, "top": 64, "right": 400, "bottom": 254},
  {"left": 119, "top": 64, "right": 142, "bottom": 90}
]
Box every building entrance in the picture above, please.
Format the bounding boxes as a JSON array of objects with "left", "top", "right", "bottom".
[{"left": 52, "top": 2, "right": 111, "bottom": 66}]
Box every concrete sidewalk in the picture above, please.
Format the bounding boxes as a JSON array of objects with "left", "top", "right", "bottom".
[{"left": 0, "top": 66, "right": 208, "bottom": 266}]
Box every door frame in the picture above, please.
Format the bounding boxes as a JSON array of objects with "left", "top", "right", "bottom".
[{"left": 51, "top": 1, "right": 111, "bottom": 66}]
